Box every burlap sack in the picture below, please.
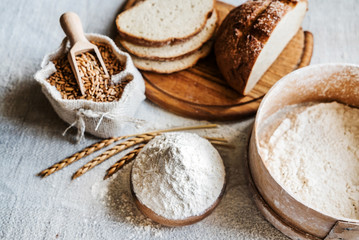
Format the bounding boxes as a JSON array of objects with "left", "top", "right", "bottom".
[{"left": 34, "top": 34, "right": 145, "bottom": 140}]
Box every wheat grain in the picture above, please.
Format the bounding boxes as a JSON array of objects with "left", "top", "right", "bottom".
[{"left": 46, "top": 42, "right": 128, "bottom": 102}]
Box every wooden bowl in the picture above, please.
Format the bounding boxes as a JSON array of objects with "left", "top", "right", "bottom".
[
  {"left": 248, "top": 64, "right": 359, "bottom": 239},
  {"left": 130, "top": 176, "right": 226, "bottom": 227}
]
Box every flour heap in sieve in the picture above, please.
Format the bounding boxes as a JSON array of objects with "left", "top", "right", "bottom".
[
  {"left": 260, "top": 102, "right": 359, "bottom": 219},
  {"left": 131, "top": 132, "right": 226, "bottom": 220}
]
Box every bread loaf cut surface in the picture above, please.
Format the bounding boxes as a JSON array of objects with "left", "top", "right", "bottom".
[
  {"left": 131, "top": 41, "right": 212, "bottom": 73},
  {"left": 116, "top": 0, "right": 215, "bottom": 46},
  {"left": 119, "top": 10, "right": 218, "bottom": 60},
  {"left": 215, "top": 0, "right": 308, "bottom": 95}
]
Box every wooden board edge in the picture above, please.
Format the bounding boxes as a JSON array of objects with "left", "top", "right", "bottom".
[
  {"left": 144, "top": 79, "right": 262, "bottom": 120},
  {"left": 298, "top": 31, "right": 314, "bottom": 69}
]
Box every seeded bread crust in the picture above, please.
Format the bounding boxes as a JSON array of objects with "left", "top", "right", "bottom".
[
  {"left": 116, "top": 0, "right": 215, "bottom": 47},
  {"left": 119, "top": 10, "right": 218, "bottom": 61},
  {"left": 215, "top": 0, "right": 307, "bottom": 95},
  {"left": 131, "top": 41, "right": 213, "bottom": 73}
]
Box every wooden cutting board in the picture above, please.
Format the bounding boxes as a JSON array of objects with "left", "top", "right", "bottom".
[{"left": 122, "top": 1, "right": 314, "bottom": 120}]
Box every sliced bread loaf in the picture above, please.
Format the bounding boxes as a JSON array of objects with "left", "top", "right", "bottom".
[
  {"left": 215, "top": 0, "right": 308, "bottom": 95},
  {"left": 116, "top": 0, "right": 215, "bottom": 46},
  {"left": 119, "top": 10, "right": 218, "bottom": 60},
  {"left": 131, "top": 41, "right": 212, "bottom": 73}
]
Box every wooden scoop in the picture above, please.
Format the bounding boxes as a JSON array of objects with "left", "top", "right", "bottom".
[
  {"left": 130, "top": 177, "right": 226, "bottom": 227},
  {"left": 59, "top": 12, "right": 109, "bottom": 95}
]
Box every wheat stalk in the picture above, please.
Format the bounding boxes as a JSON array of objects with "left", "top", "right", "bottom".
[
  {"left": 37, "top": 123, "right": 218, "bottom": 178},
  {"left": 72, "top": 133, "right": 159, "bottom": 180},
  {"left": 204, "top": 137, "right": 227, "bottom": 142},
  {"left": 36, "top": 137, "right": 121, "bottom": 178},
  {"left": 210, "top": 141, "right": 235, "bottom": 148},
  {"left": 103, "top": 144, "right": 145, "bottom": 180}
]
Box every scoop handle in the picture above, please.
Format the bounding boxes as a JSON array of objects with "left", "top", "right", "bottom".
[{"left": 60, "top": 12, "right": 88, "bottom": 46}]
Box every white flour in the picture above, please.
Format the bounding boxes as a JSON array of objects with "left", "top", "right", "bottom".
[
  {"left": 131, "top": 132, "right": 226, "bottom": 220},
  {"left": 260, "top": 102, "right": 359, "bottom": 219}
]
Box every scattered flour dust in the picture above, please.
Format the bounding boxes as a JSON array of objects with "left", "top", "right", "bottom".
[
  {"left": 131, "top": 132, "right": 226, "bottom": 220},
  {"left": 260, "top": 101, "right": 359, "bottom": 219},
  {"left": 91, "top": 163, "right": 164, "bottom": 238}
]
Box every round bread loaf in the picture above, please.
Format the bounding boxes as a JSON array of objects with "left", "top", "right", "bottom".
[{"left": 215, "top": 0, "right": 307, "bottom": 95}]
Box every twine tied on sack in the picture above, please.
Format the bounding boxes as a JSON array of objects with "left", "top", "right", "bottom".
[
  {"left": 62, "top": 109, "right": 115, "bottom": 142},
  {"left": 62, "top": 108, "right": 145, "bottom": 142}
]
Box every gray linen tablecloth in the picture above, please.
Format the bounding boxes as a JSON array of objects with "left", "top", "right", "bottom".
[{"left": 1, "top": 0, "right": 358, "bottom": 239}]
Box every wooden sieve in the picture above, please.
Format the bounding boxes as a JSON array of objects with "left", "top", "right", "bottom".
[{"left": 248, "top": 64, "right": 359, "bottom": 239}]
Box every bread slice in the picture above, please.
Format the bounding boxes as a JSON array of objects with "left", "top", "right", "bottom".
[
  {"left": 215, "top": 0, "right": 308, "bottom": 95},
  {"left": 116, "top": 0, "right": 215, "bottom": 46},
  {"left": 119, "top": 10, "right": 218, "bottom": 60},
  {"left": 131, "top": 41, "right": 212, "bottom": 73}
]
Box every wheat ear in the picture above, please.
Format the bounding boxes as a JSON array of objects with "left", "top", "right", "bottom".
[
  {"left": 37, "top": 124, "right": 217, "bottom": 178},
  {"left": 36, "top": 137, "right": 121, "bottom": 178},
  {"left": 72, "top": 133, "right": 159, "bottom": 180},
  {"left": 103, "top": 144, "right": 145, "bottom": 180}
]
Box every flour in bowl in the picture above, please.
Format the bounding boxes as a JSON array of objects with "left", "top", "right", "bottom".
[
  {"left": 259, "top": 102, "right": 359, "bottom": 219},
  {"left": 131, "top": 132, "right": 225, "bottom": 220}
]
